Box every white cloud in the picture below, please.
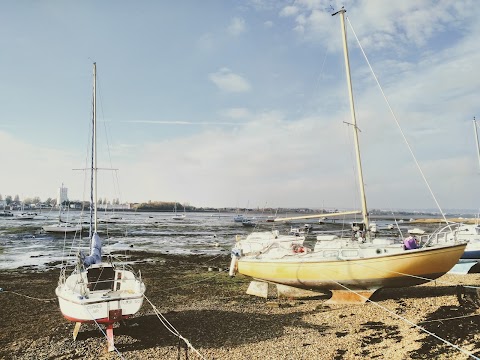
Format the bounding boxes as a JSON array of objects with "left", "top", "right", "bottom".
[
  {"left": 196, "top": 33, "right": 214, "bottom": 51},
  {"left": 114, "top": 110, "right": 362, "bottom": 208},
  {"left": 279, "top": 5, "right": 299, "bottom": 17},
  {"left": 220, "top": 107, "right": 250, "bottom": 119},
  {"left": 227, "top": 17, "right": 246, "bottom": 36},
  {"left": 209, "top": 68, "right": 251, "bottom": 93},
  {"left": 264, "top": 20, "right": 274, "bottom": 28},
  {"left": 284, "top": 0, "right": 475, "bottom": 53},
  {"left": 0, "top": 131, "right": 83, "bottom": 201}
]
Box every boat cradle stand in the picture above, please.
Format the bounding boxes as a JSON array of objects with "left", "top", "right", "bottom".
[
  {"left": 72, "top": 309, "right": 123, "bottom": 352},
  {"left": 247, "top": 280, "right": 377, "bottom": 304}
]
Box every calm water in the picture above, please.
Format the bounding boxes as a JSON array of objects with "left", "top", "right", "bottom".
[
  {"left": 0, "top": 210, "right": 431, "bottom": 271},
  {"left": 0, "top": 211, "right": 298, "bottom": 270}
]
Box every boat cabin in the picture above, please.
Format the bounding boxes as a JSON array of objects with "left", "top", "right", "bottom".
[{"left": 87, "top": 264, "right": 115, "bottom": 291}]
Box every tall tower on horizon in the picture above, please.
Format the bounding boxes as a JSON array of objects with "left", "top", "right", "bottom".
[{"left": 57, "top": 184, "right": 68, "bottom": 207}]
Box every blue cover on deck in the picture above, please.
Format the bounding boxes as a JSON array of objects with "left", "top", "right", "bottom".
[{"left": 82, "top": 233, "right": 102, "bottom": 267}]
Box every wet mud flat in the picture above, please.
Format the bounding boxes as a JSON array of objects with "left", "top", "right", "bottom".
[{"left": 1, "top": 251, "right": 480, "bottom": 359}]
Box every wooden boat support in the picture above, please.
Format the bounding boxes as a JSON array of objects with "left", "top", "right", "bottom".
[
  {"left": 246, "top": 280, "right": 376, "bottom": 304},
  {"left": 247, "top": 281, "right": 322, "bottom": 299}
]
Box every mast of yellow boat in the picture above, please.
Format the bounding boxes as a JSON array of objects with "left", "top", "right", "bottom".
[
  {"left": 333, "top": 8, "right": 369, "bottom": 233},
  {"left": 473, "top": 117, "right": 480, "bottom": 172}
]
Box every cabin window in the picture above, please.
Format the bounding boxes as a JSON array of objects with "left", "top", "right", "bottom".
[
  {"left": 341, "top": 250, "right": 359, "bottom": 258},
  {"left": 323, "top": 250, "right": 339, "bottom": 258},
  {"left": 87, "top": 266, "right": 115, "bottom": 291}
]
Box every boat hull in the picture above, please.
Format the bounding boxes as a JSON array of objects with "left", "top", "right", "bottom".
[
  {"left": 56, "top": 268, "right": 145, "bottom": 323},
  {"left": 237, "top": 243, "right": 467, "bottom": 291},
  {"left": 43, "top": 224, "right": 83, "bottom": 233},
  {"left": 57, "top": 294, "right": 144, "bottom": 324}
]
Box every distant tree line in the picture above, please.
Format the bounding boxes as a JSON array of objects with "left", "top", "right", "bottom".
[{"left": 132, "top": 201, "right": 196, "bottom": 212}]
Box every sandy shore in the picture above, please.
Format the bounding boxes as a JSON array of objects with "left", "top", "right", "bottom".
[{"left": 1, "top": 252, "right": 480, "bottom": 359}]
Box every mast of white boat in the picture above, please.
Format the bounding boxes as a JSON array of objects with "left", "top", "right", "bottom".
[
  {"left": 89, "top": 63, "right": 98, "bottom": 248},
  {"left": 334, "top": 8, "right": 369, "bottom": 232}
]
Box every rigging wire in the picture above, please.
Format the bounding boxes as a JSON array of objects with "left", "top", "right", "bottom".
[
  {"left": 330, "top": 279, "right": 480, "bottom": 360},
  {"left": 345, "top": 15, "right": 452, "bottom": 230}
]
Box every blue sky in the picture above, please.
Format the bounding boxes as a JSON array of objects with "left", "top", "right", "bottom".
[{"left": 1, "top": 0, "right": 479, "bottom": 212}]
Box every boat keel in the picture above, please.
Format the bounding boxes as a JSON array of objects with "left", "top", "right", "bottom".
[{"left": 326, "top": 290, "right": 377, "bottom": 304}]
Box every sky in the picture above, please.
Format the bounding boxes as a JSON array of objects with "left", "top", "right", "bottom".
[{"left": 1, "top": 0, "right": 479, "bottom": 212}]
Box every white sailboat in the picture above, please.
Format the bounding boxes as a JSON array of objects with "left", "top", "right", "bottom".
[
  {"left": 55, "top": 63, "right": 145, "bottom": 351},
  {"left": 229, "top": 8, "right": 467, "bottom": 304},
  {"left": 172, "top": 202, "right": 186, "bottom": 220},
  {"left": 43, "top": 204, "right": 83, "bottom": 234},
  {"left": 43, "top": 222, "right": 83, "bottom": 233}
]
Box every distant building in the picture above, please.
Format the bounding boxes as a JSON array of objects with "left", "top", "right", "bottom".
[{"left": 57, "top": 184, "right": 68, "bottom": 207}]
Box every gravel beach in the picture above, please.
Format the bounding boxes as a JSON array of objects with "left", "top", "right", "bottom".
[{"left": 1, "top": 251, "right": 480, "bottom": 359}]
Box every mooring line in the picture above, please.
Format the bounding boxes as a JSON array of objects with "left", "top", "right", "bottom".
[
  {"left": 418, "top": 313, "right": 480, "bottom": 324},
  {"left": 84, "top": 307, "right": 125, "bottom": 359},
  {"left": 0, "top": 289, "right": 56, "bottom": 302},
  {"left": 330, "top": 280, "right": 480, "bottom": 360},
  {"left": 144, "top": 295, "right": 207, "bottom": 359}
]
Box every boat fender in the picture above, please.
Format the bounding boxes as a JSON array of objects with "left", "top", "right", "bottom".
[
  {"left": 229, "top": 256, "right": 238, "bottom": 277},
  {"left": 292, "top": 244, "right": 306, "bottom": 253},
  {"left": 229, "top": 248, "right": 241, "bottom": 277}
]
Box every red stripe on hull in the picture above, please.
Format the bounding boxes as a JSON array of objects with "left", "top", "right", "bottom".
[{"left": 62, "top": 314, "right": 130, "bottom": 324}]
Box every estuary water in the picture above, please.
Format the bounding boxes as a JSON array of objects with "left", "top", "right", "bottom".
[
  {"left": 0, "top": 211, "right": 298, "bottom": 270},
  {"left": 0, "top": 210, "right": 432, "bottom": 271}
]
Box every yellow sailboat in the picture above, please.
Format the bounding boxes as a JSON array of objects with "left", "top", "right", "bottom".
[{"left": 229, "top": 8, "right": 467, "bottom": 304}]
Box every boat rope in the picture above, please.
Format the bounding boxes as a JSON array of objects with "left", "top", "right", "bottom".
[
  {"left": 418, "top": 313, "right": 480, "bottom": 324},
  {"left": 204, "top": 253, "right": 227, "bottom": 263},
  {"left": 158, "top": 272, "right": 219, "bottom": 293},
  {"left": 144, "top": 295, "right": 207, "bottom": 360},
  {"left": 330, "top": 280, "right": 480, "bottom": 359},
  {"left": 84, "top": 307, "right": 125, "bottom": 359},
  {"left": 346, "top": 15, "right": 452, "bottom": 229},
  {"left": 0, "top": 289, "right": 56, "bottom": 302}
]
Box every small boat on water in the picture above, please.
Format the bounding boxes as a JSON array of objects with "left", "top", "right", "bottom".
[
  {"left": 43, "top": 222, "right": 83, "bottom": 233},
  {"left": 241, "top": 219, "right": 256, "bottom": 227},
  {"left": 233, "top": 214, "right": 245, "bottom": 223},
  {"left": 172, "top": 202, "right": 186, "bottom": 220},
  {"left": 0, "top": 210, "right": 14, "bottom": 217},
  {"left": 229, "top": 8, "right": 467, "bottom": 304},
  {"left": 14, "top": 212, "right": 38, "bottom": 220}
]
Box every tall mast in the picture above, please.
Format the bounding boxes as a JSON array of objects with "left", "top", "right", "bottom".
[
  {"left": 473, "top": 117, "right": 480, "bottom": 172},
  {"left": 333, "top": 8, "right": 369, "bottom": 230},
  {"left": 93, "top": 63, "right": 98, "bottom": 233}
]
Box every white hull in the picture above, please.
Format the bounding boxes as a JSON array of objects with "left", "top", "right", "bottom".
[
  {"left": 43, "top": 223, "right": 83, "bottom": 233},
  {"left": 56, "top": 266, "right": 145, "bottom": 323}
]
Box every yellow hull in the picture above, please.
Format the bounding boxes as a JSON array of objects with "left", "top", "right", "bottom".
[{"left": 237, "top": 243, "right": 467, "bottom": 291}]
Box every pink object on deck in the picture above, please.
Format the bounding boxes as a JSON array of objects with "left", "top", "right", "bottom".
[{"left": 404, "top": 236, "right": 418, "bottom": 250}]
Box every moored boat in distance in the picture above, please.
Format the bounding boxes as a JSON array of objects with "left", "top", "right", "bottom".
[
  {"left": 172, "top": 202, "right": 186, "bottom": 220},
  {"left": 14, "top": 212, "right": 38, "bottom": 220},
  {"left": 43, "top": 222, "right": 83, "bottom": 233}
]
